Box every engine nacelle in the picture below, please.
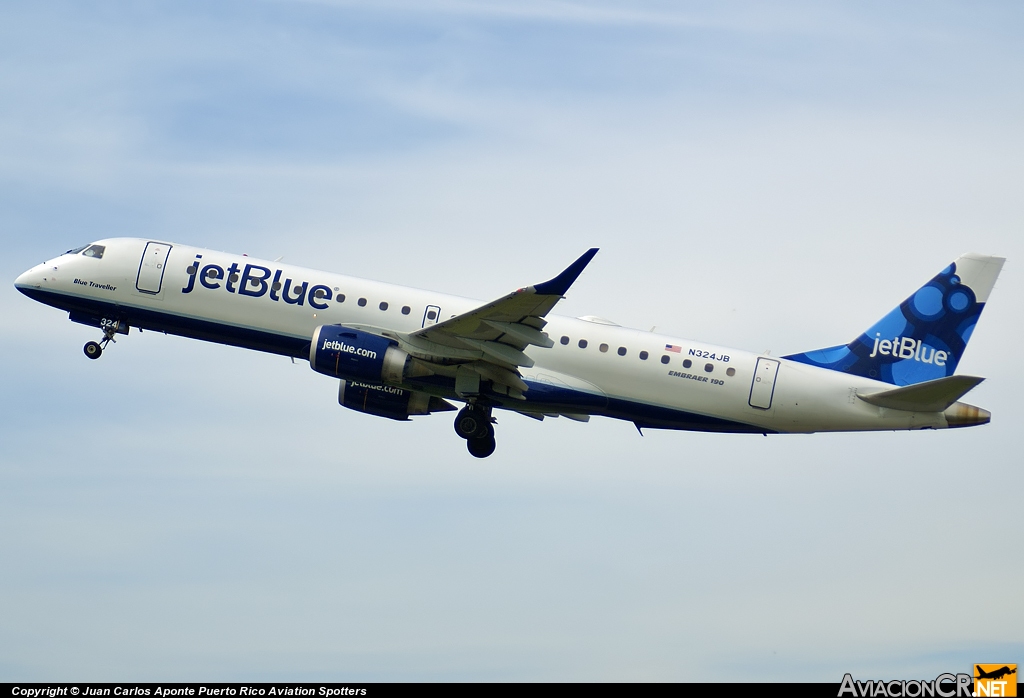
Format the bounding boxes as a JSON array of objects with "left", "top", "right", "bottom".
[
  {"left": 310, "top": 325, "right": 409, "bottom": 383},
  {"left": 338, "top": 380, "right": 455, "bottom": 421}
]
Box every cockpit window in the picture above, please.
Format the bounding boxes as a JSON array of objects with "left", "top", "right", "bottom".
[
  {"left": 65, "top": 245, "right": 89, "bottom": 255},
  {"left": 82, "top": 245, "right": 105, "bottom": 259}
]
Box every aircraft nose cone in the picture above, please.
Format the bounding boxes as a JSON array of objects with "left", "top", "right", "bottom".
[{"left": 14, "top": 265, "right": 46, "bottom": 293}]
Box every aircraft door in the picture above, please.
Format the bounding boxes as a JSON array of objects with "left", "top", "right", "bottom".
[
  {"left": 136, "top": 242, "right": 172, "bottom": 294},
  {"left": 749, "top": 357, "right": 780, "bottom": 409},
  {"left": 422, "top": 305, "right": 441, "bottom": 328}
]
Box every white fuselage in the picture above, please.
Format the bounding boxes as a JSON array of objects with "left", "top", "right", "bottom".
[{"left": 15, "top": 238, "right": 959, "bottom": 434}]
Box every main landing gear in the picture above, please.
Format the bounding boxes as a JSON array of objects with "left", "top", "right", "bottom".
[
  {"left": 454, "top": 403, "right": 496, "bottom": 458},
  {"left": 83, "top": 322, "right": 121, "bottom": 360}
]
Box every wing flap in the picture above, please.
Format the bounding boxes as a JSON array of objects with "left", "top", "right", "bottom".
[
  {"left": 460, "top": 338, "right": 536, "bottom": 368},
  {"left": 483, "top": 320, "right": 555, "bottom": 348}
]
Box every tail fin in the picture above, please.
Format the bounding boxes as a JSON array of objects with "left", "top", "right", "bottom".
[{"left": 784, "top": 253, "right": 1005, "bottom": 386}]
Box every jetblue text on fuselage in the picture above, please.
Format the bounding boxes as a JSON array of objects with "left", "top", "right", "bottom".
[
  {"left": 868, "top": 333, "right": 949, "bottom": 366},
  {"left": 180, "top": 255, "right": 333, "bottom": 309}
]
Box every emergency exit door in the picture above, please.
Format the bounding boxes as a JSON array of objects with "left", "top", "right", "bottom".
[
  {"left": 136, "top": 242, "right": 172, "bottom": 294},
  {"left": 422, "top": 305, "right": 441, "bottom": 328},
  {"left": 748, "top": 357, "right": 780, "bottom": 409}
]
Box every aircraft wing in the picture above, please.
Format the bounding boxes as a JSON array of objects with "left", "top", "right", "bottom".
[
  {"left": 412, "top": 248, "right": 599, "bottom": 358},
  {"left": 350, "top": 248, "right": 598, "bottom": 399}
]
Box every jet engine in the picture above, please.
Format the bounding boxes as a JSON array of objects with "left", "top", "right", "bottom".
[
  {"left": 310, "top": 325, "right": 412, "bottom": 383},
  {"left": 339, "top": 380, "right": 456, "bottom": 421}
]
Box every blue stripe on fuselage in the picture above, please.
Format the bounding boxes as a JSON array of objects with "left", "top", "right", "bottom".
[
  {"left": 17, "top": 286, "right": 310, "bottom": 358},
  {"left": 518, "top": 380, "right": 770, "bottom": 433},
  {"left": 18, "top": 286, "right": 771, "bottom": 434}
]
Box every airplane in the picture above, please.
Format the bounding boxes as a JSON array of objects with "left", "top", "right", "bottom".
[
  {"left": 14, "top": 239, "right": 1004, "bottom": 458},
  {"left": 975, "top": 666, "right": 1016, "bottom": 681}
]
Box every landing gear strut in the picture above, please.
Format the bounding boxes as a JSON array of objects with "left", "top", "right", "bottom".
[
  {"left": 83, "top": 322, "right": 121, "bottom": 360},
  {"left": 455, "top": 403, "right": 497, "bottom": 458}
]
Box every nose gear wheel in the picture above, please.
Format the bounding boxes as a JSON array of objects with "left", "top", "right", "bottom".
[{"left": 83, "top": 322, "right": 122, "bottom": 360}]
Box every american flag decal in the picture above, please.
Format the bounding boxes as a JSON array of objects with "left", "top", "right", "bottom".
[{"left": 665, "top": 344, "right": 682, "bottom": 353}]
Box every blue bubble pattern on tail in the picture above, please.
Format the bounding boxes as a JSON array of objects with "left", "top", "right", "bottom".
[{"left": 784, "top": 256, "right": 1002, "bottom": 386}]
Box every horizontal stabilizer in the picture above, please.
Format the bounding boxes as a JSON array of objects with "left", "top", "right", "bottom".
[{"left": 857, "top": 375, "right": 984, "bottom": 412}]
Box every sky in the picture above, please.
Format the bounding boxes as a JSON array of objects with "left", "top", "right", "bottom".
[{"left": 1, "top": 0, "right": 1022, "bottom": 682}]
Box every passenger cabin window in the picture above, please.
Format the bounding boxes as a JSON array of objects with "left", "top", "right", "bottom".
[
  {"left": 560, "top": 336, "right": 570, "bottom": 345},
  {"left": 661, "top": 355, "right": 670, "bottom": 364},
  {"left": 704, "top": 363, "right": 714, "bottom": 372},
  {"left": 82, "top": 245, "right": 105, "bottom": 259},
  {"left": 617, "top": 347, "right": 626, "bottom": 356},
  {"left": 358, "top": 298, "right": 367, "bottom": 307},
  {"left": 578, "top": 339, "right": 588, "bottom": 348},
  {"left": 336, "top": 293, "right": 345, "bottom": 302},
  {"left": 599, "top": 343, "right": 609, "bottom": 353},
  {"left": 379, "top": 301, "right": 388, "bottom": 311},
  {"left": 401, "top": 306, "right": 411, "bottom": 315},
  {"left": 726, "top": 367, "right": 736, "bottom": 377},
  {"left": 314, "top": 289, "right": 327, "bottom": 299},
  {"left": 427, "top": 309, "right": 437, "bottom": 320},
  {"left": 682, "top": 359, "right": 692, "bottom": 369},
  {"left": 639, "top": 351, "right": 649, "bottom": 360}
]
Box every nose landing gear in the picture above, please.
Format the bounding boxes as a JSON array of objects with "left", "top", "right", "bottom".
[
  {"left": 454, "top": 403, "right": 497, "bottom": 458},
  {"left": 83, "top": 320, "right": 124, "bottom": 360}
]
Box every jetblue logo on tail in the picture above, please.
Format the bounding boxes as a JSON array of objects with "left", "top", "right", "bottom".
[
  {"left": 783, "top": 257, "right": 1001, "bottom": 386},
  {"left": 868, "top": 334, "right": 949, "bottom": 366}
]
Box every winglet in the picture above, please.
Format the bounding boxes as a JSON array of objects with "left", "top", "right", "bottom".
[{"left": 533, "top": 248, "right": 599, "bottom": 296}]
